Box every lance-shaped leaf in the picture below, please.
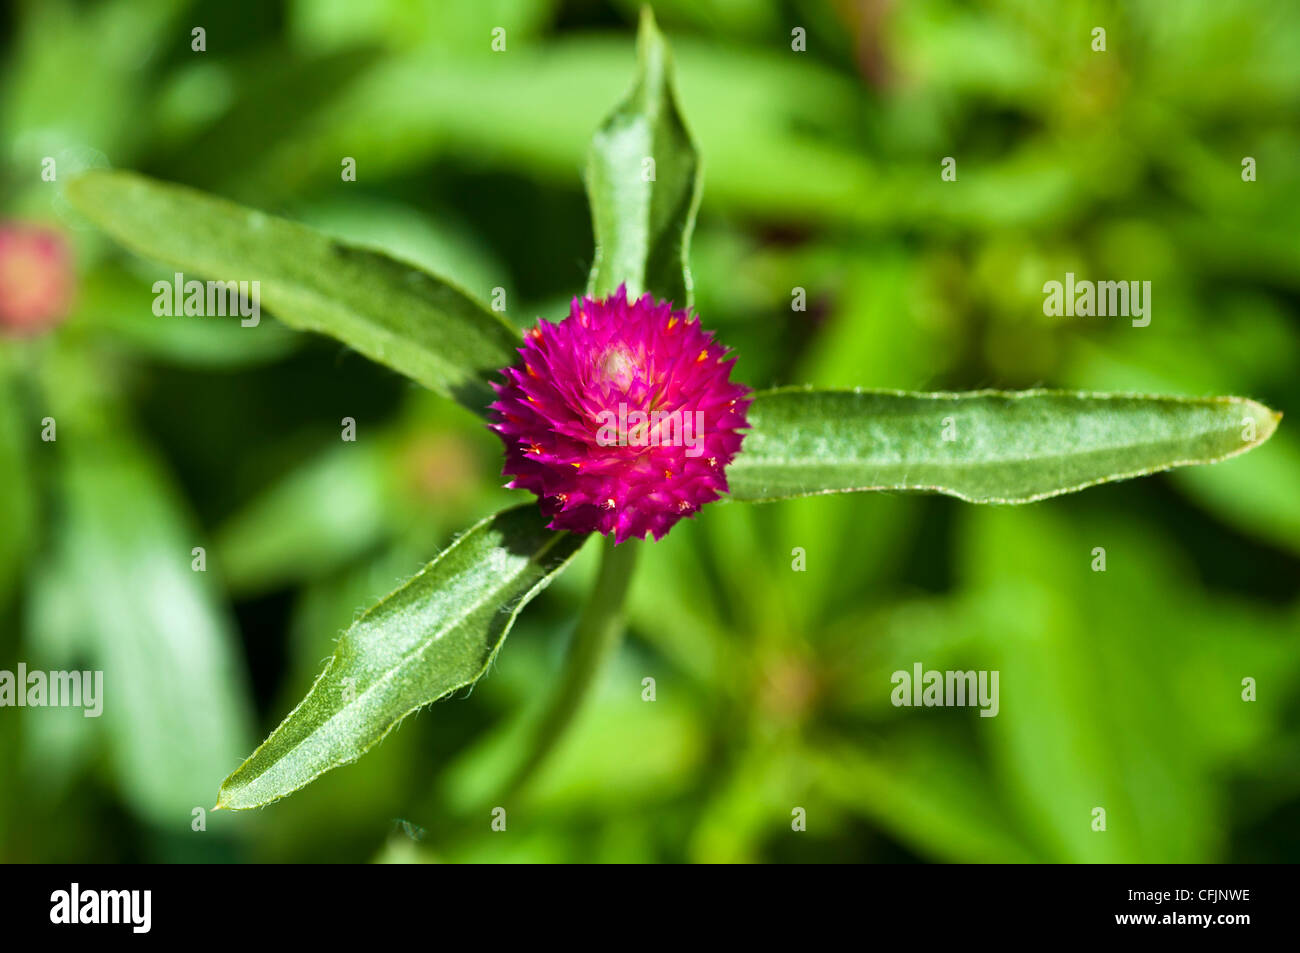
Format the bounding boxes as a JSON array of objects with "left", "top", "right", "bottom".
[
  {"left": 586, "top": 7, "right": 702, "bottom": 307},
  {"left": 216, "top": 506, "right": 586, "bottom": 810},
  {"left": 727, "top": 388, "right": 1281, "bottom": 504},
  {"left": 36, "top": 406, "right": 253, "bottom": 825},
  {"left": 64, "top": 169, "right": 520, "bottom": 415}
]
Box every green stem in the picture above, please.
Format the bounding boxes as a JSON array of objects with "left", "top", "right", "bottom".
[{"left": 502, "top": 534, "right": 638, "bottom": 799}]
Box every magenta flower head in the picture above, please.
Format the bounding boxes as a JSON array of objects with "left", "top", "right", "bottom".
[{"left": 490, "top": 285, "right": 752, "bottom": 543}]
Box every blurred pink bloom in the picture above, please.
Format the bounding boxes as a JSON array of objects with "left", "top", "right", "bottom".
[{"left": 0, "top": 223, "right": 74, "bottom": 336}]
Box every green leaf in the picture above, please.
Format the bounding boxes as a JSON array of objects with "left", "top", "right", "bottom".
[
  {"left": 37, "top": 405, "right": 253, "bottom": 826},
  {"left": 152, "top": 47, "right": 382, "bottom": 204},
  {"left": 0, "top": 360, "right": 34, "bottom": 609},
  {"left": 727, "top": 387, "right": 1281, "bottom": 504},
  {"left": 253, "top": 36, "right": 876, "bottom": 230},
  {"left": 216, "top": 505, "right": 586, "bottom": 810},
  {"left": 214, "top": 442, "right": 393, "bottom": 596},
  {"left": 63, "top": 169, "right": 521, "bottom": 415},
  {"left": 586, "top": 7, "right": 701, "bottom": 307},
  {"left": 76, "top": 263, "right": 300, "bottom": 368},
  {"left": 812, "top": 740, "right": 1038, "bottom": 863}
]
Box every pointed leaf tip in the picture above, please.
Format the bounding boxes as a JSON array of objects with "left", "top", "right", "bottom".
[{"left": 586, "top": 2, "right": 701, "bottom": 308}]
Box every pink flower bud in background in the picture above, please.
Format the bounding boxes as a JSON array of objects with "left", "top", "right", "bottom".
[{"left": 0, "top": 223, "right": 74, "bottom": 336}]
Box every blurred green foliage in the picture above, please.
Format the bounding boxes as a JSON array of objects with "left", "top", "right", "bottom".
[{"left": 1, "top": 0, "right": 1297, "bottom": 862}]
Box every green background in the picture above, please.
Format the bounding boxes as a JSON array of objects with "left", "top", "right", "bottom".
[{"left": 1, "top": 0, "right": 1297, "bottom": 863}]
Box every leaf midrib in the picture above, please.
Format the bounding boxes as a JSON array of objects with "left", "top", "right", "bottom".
[{"left": 734, "top": 422, "right": 1244, "bottom": 472}]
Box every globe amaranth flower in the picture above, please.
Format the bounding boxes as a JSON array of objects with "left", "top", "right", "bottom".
[
  {"left": 490, "top": 285, "right": 752, "bottom": 543},
  {"left": 0, "top": 223, "right": 74, "bottom": 336}
]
